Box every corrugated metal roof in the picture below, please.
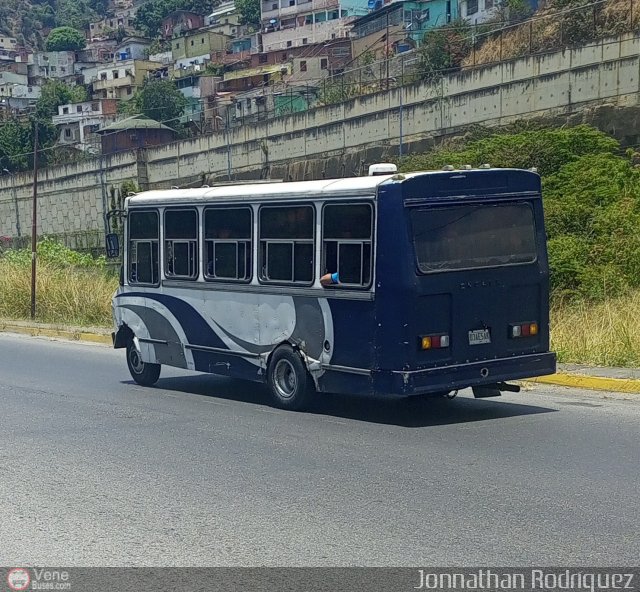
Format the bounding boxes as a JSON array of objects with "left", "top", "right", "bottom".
[
  {"left": 97, "top": 115, "right": 176, "bottom": 133},
  {"left": 223, "top": 63, "right": 289, "bottom": 81}
]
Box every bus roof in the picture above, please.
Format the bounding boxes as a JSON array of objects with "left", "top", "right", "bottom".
[{"left": 126, "top": 169, "right": 540, "bottom": 207}]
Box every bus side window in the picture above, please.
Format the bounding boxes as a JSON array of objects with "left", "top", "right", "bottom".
[
  {"left": 204, "top": 207, "right": 252, "bottom": 282},
  {"left": 128, "top": 210, "right": 159, "bottom": 285},
  {"left": 164, "top": 209, "right": 198, "bottom": 280},
  {"left": 259, "top": 205, "right": 315, "bottom": 284},
  {"left": 322, "top": 203, "right": 373, "bottom": 287}
]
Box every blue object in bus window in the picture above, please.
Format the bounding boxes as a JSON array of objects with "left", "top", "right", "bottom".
[{"left": 331, "top": 272, "right": 340, "bottom": 284}]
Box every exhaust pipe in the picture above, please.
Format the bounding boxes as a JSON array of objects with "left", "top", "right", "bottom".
[{"left": 472, "top": 382, "right": 521, "bottom": 398}]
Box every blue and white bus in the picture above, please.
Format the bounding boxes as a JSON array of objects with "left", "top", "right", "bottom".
[{"left": 111, "top": 167, "right": 556, "bottom": 410}]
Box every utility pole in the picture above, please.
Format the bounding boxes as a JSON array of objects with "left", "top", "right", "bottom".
[
  {"left": 225, "top": 110, "right": 232, "bottom": 180},
  {"left": 386, "top": 11, "right": 390, "bottom": 88},
  {"left": 30, "top": 119, "right": 39, "bottom": 320}
]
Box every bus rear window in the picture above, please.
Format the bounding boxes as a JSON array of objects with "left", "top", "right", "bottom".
[{"left": 410, "top": 203, "right": 537, "bottom": 273}]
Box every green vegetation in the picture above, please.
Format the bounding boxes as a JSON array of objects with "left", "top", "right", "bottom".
[
  {"left": 0, "top": 81, "right": 88, "bottom": 173},
  {"left": 133, "top": 0, "right": 221, "bottom": 37},
  {"left": 0, "top": 238, "right": 116, "bottom": 326},
  {"left": 36, "top": 80, "right": 89, "bottom": 118},
  {"left": 418, "top": 20, "right": 472, "bottom": 80},
  {"left": 0, "top": 0, "right": 108, "bottom": 47},
  {"left": 1, "top": 0, "right": 218, "bottom": 47},
  {"left": 44, "top": 26, "right": 86, "bottom": 52},
  {"left": 0, "top": 118, "right": 57, "bottom": 172},
  {"left": 235, "top": 0, "right": 260, "bottom": 27},
  {"left": 399, "top": 124, "right": 640, "bottom": 302},
  {"left": 120, "top": 79, "right": 187, "bottom": 126}
]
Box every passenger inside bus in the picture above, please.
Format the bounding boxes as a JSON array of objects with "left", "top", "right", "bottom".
[{"left": 320, "top": 272, "right": 340, "bottom": 286}]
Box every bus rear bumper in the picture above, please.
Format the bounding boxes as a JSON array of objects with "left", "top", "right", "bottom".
[{"left": 377, "top": 352, "right": 557, "bottom": 396}]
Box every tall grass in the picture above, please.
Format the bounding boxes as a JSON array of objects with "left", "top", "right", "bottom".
[
  {"left": 551, "top": 292, "right": 640, "bottom": 367},
  {"left": 0, "top": 257, "right": 118, "bottom": 328}
]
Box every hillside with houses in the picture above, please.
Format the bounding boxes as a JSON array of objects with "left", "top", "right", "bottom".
[{"left": 0, "top": 0, "right": 635, "bottom": 164}]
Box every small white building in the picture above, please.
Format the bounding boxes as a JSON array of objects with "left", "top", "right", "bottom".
[
  {"left": 0, "top": 71, "right": 41, "bottom": 109},
  {"left": 0, "top": 36, "right": 17, "bottom": 51},
  {"left": 52, "top": 99, "right": 119, "bottom": 152},
  {"left": 205, "top": 1, "right": 241, "bottom": 37},
  {"left": 115, "top": 37, "right": 152, "bottom": 61}
]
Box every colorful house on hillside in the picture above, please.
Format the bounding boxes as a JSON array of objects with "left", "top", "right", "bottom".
[
  {"left": 351, "top": 0, "right": 457, "bottom": 60},
  {"left": 260, "top": 0, "right": 370, "bottom": 52}
]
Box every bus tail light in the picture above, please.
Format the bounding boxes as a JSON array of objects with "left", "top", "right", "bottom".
[
  {"left": 421, "top": 334, "right": 450, "bottom": 350},
  {"left": 510, "top": 322, "right": 538, "bottom": 338}
]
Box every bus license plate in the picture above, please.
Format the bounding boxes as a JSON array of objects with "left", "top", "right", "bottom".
[{"left": 468, "top": 329, "right": 491, "bottom": 345}]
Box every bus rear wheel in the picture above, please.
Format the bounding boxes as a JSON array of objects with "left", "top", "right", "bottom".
[
  {"left": 126, "top": 341, "right": 161, "bottom": 386},
  {"left": 267, "top": 345, "right": 314, "bottom": 411}
]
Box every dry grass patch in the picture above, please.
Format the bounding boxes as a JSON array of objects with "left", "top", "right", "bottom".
[
  {"left": 0, "top": 260, "right": 117, "bottom": 327},
  {"left": 464, "top": 0, "right": 640, "bottom": 68},
  {"left": 551, "top": 291, "right": 640, "bottom": 366}
]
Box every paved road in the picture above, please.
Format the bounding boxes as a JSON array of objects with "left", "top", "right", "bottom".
[{"left": 0, "top": 333, "right": 638, "bottom": 567}]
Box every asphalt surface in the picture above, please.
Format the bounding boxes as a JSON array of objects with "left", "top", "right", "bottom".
[{"left": 0, "top": 332, "right": 638, "bottom": 567}]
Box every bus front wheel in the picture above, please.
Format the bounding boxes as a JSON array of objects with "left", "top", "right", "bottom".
[
  {"left": 126, "top": 341, "right": 161, "bottom": 386},
  {"left": 267, "top": 345, "right": 314, "bottom": 411}
]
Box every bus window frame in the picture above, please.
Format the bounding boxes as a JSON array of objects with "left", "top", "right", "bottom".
[
  {"left": 163, "top": 207, "right": 199, "bottom": 281},
  {"left": 127, "top": 208, "right": 160, "bottom": 288},
  {"left": 321, "top": 201, "right": 374, "bottom": 290},
  {"left": 258, "top": 202, "right": 316, "bottom": 287},
  {"left": 203, "top": 206, "right": 253, "bottom": 284},
  {"left": 408, "top": 200, "right": 539, "bottom": 275}
]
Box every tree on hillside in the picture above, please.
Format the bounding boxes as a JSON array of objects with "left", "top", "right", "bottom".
[
  {"left": 54, "top": 0, "right": 102, "bottom": 29},
  {"left": 133, "top": 0, "right": 175, "bottom": 37},
  {"left": 45, "top": 26, "right": 86, "bottom": 51},
  {"left": 236, "top": 0, "right": 260, "bottom": 27},
  {"left": 133, "top": 0, "right": 220, "bottom": 37},
  {"left": 418, "top": 20, "right": 472, "bottom": 81},
  {"left": 130, "top": 79, "right": 187, "bottom": 125},
  {"left": 0, "top": 118, "right": 57, "bottom": 172},
  {"left": 36, "top": 80, "right": 89, "bottom": 118},
  {"left": 183, "top": 0, "right": 221, "bottom": 14}
]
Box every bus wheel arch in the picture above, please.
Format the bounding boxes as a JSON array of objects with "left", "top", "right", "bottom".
[{"left": 266, "top": 343, "right": 315, "bottom": 411}]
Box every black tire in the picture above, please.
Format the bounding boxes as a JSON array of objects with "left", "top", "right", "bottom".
[
  {"left": 267, "top": 345, "right": 315, "bottom": 410},
  {"left": 126, "top": 341, "right": 161, "bottom": 386}
]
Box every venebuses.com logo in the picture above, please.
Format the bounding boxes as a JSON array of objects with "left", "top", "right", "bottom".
[{"left": 6, "top": 568, "right": 30, "bottom": 591}]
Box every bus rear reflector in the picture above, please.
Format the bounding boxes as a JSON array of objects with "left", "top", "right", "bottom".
[
  {"left": 421, "top": 334, "right": 450, "bottom": 350},
  {"left": 510, "top": 322, "right": 538, "bottom": 338}
]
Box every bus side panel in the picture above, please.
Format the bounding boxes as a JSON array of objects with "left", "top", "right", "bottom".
[
  {"left": 316, "top": 299, "right": 376, "bottom": 396},
  {"left": 372, "top": 185, "right": 416, "bottom": 375},
  {"left": 190, "top": 350, "right": 263, "bottom": 382}
]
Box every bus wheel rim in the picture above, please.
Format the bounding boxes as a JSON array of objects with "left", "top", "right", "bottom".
[
  {"left": 129, "top": 348, "right": 144, "bottom": 374},
  {"left": 274, "top": 359, "right": 297, "bottom": 399}
]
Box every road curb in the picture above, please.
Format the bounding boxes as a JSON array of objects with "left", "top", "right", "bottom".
[
  {"left": 524, "top": 373, "right": 640, "bottom": 394},
  {"left": 0, "top": 322, "right": 112, "bottom": 346}
]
